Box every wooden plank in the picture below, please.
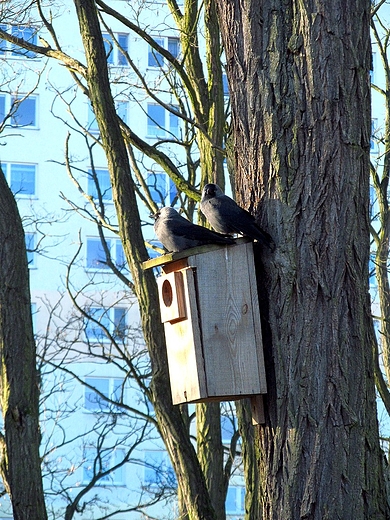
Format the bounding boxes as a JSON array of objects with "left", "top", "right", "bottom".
[
  {"left": 142, "top": 240, "right": 250, "bottom": 271},
  {"left": 188, "top": 241, "right": 267, "bottom": 397},
  {"left": 246, "top": 243, "right": 268, "bottom": 394},
  {"left": 162, "top": 267, "right": 207, "bottom": 404},
  {"left": 179, "top": 393, "right": 260, "bottom": 404},
  {"left": 162, "top": 258, "right": 188, "bottom": 274},
  {"left": 157, "top": 271, "right": 187, "bottom": 324},
  {"left": 142, "top": 251, "right": 183, "bottom": 271}
]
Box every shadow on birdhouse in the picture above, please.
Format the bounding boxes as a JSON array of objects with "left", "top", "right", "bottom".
[{"left": 143, "top": 238, "right": 267, "bottom": 424}]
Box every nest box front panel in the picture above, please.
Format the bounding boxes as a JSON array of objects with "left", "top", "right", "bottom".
[
  {"left": 189, "top": 242, "right": 267, "bottom": 397},
  {"left": 157, "top": 268, "right": 207, "bottom": 404}
]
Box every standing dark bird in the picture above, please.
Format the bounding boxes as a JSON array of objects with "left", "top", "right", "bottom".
[
  {"left": 153, "top": 206, "right": 235, "bottom": 253},
  {"left": 200, "top": 183, "right": 274, "bottom": 250}
]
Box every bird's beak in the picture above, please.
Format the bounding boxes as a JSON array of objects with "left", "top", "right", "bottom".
[{"left": 151, "top": 211, "right": 160, "bottom": 221}]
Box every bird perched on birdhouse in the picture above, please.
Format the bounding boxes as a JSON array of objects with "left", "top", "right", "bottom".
[
  {"left": 200, "top": 183, "right": 274, "bottom": 250},
  {"left": 153, "top": 206, "right": 235, "bottom": 252}
]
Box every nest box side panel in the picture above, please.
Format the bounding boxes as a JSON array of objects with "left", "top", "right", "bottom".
[
  {"left": 246, "top": 245, "right": 267, "bottom": 394},
  {"left": 157, "top": 268, "right": 207, "bottom": 404},
  {"left": 189, "top": 242, "right": 267, "bottom": 397}
]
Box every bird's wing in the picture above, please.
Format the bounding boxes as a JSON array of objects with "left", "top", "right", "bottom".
[
  {"left": 170, "top": 214, "right": 235, "bottom": 243},
  {"left": 200, "top": 197, "right": 233, "bottom": 232},
  {"left": 163, "top": 216, "right": 190, "bottom": 235},
  {"left": 221, "top": 197, "right": 266, "bottom": 232},
  {"left": 165, "top": 216, "right": 218, "bottom": 240},
  {"left": 214, "top": 198, "right": 273, "bottom": 242},
  {"left": 210, "top": 195, "right": 237, "bottom": 212},
  {"left": 204, "top": 196, "right": 274, "bottom": 248},
  {"left": 232, "top": 209, "right": 274, "bottom": 247}
]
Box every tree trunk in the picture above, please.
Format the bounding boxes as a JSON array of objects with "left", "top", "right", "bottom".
[
  {"left": 196, "top": 402, "right": 225, "bottom": 520},
  {"left": 215, "top": 0, "right": 389, "bottom": 518},
  {"left": 0, "top": 169, "right": 47, "bottom": 520},
  {"left": 73, "top": 1, "right": 216, "bottom": 518},
  {"left": 235, "top": 399, "right": 262, "bottom": 520}
]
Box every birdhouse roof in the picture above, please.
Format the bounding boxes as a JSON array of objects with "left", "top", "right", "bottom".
[{"left": 142, "top": 237, "right": 251, "bottom": 271}]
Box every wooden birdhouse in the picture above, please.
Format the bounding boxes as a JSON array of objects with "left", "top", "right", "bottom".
[{"left": 143, "top": 238, "right": 267, "bottom": 424}]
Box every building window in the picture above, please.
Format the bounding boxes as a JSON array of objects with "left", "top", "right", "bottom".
[
  {"left": 148, "top": 36, "right": 179, "bottom": 67},
  {"left": 226, "top": 486, "right": 245, "bottom": 515},
  {"left": 115, "top": 240, "right": 126, "bottom": 271},
  {"left": 371, "top": 51, "right": 376, "bottom": 83},
  {"left": 3, "top": 163, "right": 36, "bottom": 196},
  {"left": 0, "top": 94, "right": 37, "bottom": 128},
  {"left": 146, "top": 171, "right": 177, "bottom": 205},
  {"left": 167, "top": 37, "right": 180, "bottom": 59},
  {"left": 88, "top": 168, "right": 112, "bottom": 202},
  {"left": 11, "top": 95, "right": 37, "bottom": 128},
  {"left": 84, "top": 377, "right": 124, "bottom": 411},
  {"left": 117, "top": 34, "right": 128, "bottom": 65},
  {"left": 86, "top": 237, "right": 110, "bottom": 269},
  {"left": 144, "top": 450, "right": 176, "bottom": 489},
  {"left": 85, "top": 307, "right": 110, "bottom": 342},
  {"left": 369, "top": 253, "right": 377, "bottom": 288},
  {"left": 147, "top": 104, "right": 165, "bottom": 137},
  {"left": 116, "top": 100, "right": 128, "bottom": 124},
  {"left": 12, "top": 26, "right": 37, "bottom": 57},
  {"left": 0, "top": 24, "right": 37, "bottom": 58},
  {"left": 147, "top": 103, "right": 180, "bottom": 138},
  {"left": 169, "top": 107, "right": 179, "bottom": 138},
  {"left": 25, "top": 232, "right": 36, "bottom": 267},
  {"left": 86, "top": 237, "right": 125, "bottom": 270},
  {"left": 84, "top": 307, "right": 127, "bottom": 343},
  {"left": 370, "top": 184, "right": 379, "bottom": 223},
  {"left": 102, "top": 32, "right": 128, "bottom": 66},
  {"left": 11, "top": 163, "right": 36, "bottom": 195},
  {"left": 0, "top": 94, "right": 5, "bottom": 122},
  {"left": 0, "top": 24, "right": 6, "bottom": 54},
  {"left": 31, "top": 302, "right": 37, "bottom": 333},
  {"left": 83, "top": 446, "right": 126, "bottom": 485},
  {"left": 222, "top": 74, "right": 229, "bottom": 96},
  {"left": 371, "top": 119, "right": 379, "bottom": 154},
  {"left": 148, "top": 37, "right": 164, "bottom": 67},
  {"left": 221, "top": 414, "right": 238, "bottom": 445}
]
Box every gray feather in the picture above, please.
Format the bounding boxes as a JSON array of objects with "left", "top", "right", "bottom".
[
  {"left": 200, "top": 183, "right": 274, "bottom": 250},
  {"left": 153, "top": 206, "right": 235, "bottom": 252}
]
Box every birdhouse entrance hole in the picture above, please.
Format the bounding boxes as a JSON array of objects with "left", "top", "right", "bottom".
[{"left": 162, "top": 279, "right": 173, "bottom": 307}]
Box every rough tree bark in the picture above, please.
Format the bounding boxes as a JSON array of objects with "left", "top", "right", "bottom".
[
  {"left": 0, "top": 169, "right": 47, "bottom": 520},
  {"left": 215, "top": 0, "right": 389, "bottom": 518},
  {"left": 196, "top": 402, "right": 225, "bottom": 520}
]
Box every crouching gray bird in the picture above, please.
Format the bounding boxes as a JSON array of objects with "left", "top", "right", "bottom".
[
  {"left": 153, "top": 206, "right": 235, "bottom": 252},
  {"left": 200, "top": 183, "right": 275, "bottom": 250}
]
